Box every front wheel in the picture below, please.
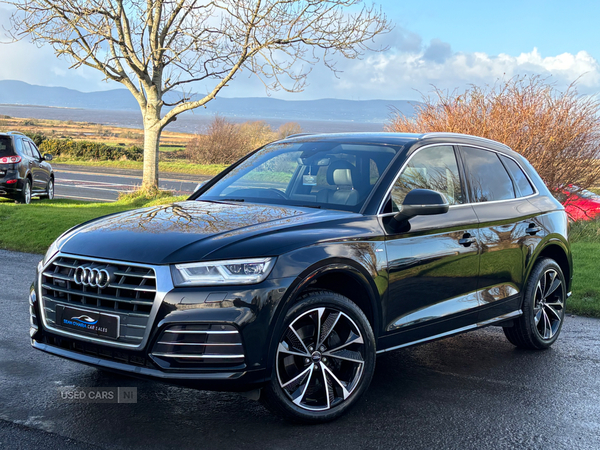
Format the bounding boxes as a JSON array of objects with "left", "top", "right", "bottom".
[
  {"left": 43, "top": 178, "right": 54, "bottom": 200},
  {"left": 504, "top": 258, "right": 566, "bottom": 350},
  {"left": 261, "top": 291, "right": 376, "bottom": 423}
]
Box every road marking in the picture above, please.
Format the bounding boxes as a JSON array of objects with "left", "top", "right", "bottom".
[
  {"left": 55, "top": 194, "right": 112, "bottom": 202},
  {"left": 56, "top": 178, "right": 134, "bottom": 188},
  {"left": 55, "top": 183, "right": 131, "bottom": 193},
  {"left": 55, "top": 169, "right": 204, "bottom": 184}
]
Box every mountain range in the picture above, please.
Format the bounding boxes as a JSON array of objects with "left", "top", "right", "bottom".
[{"left": 0, "top": 80, "right": 416, "bottom": 124}]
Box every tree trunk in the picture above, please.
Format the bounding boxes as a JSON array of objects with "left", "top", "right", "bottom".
[{"left": 142, "top": 116, "right": 162, "bottom": 189}]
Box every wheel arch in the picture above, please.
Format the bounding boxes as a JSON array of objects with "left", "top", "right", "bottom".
[
  {"left": 527, "top": 240, "right": 572, "bottom": 293},
  {"left": 265, "top": 258, "right": 382, "bottom": 371}
]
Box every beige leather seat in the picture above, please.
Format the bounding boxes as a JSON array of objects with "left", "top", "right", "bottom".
[{"left": 316, "top": 160, "right": 360, "bottom": 206}]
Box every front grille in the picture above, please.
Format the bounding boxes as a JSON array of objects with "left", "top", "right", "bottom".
[
  {"left": 151, "top": 324, "right": 245, "bottom": 369},
  {"left": 41, "top": 255, "right": 157, "bottom": 345}
]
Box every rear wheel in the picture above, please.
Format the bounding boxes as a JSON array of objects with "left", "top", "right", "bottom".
[
  {"left": 261, "top": 291, "right": 376, "bottom": 423},
  {"left": 504, "top": 258, "right": 566, "bottom": 349},
  {"left": 17, "top": 179, "right": 32, "bottom": 204}
]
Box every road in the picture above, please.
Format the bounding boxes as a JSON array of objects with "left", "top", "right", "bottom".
[
  {"left": 51, "top": 164, "right": 210, "bottom": 202},
  {"left": 1, "top": 249, "right": 600, "bottom": 449}
]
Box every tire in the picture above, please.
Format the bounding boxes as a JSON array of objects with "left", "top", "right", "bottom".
[
  {"left": 503, "top": 258, "right": 566, "bottom": 350},
  {"left": 17, "top": 178, "right": 32, "bottom": 204},
  {"left": 43, "top": 178, "right": 54, "bottom": 200},
  {"left": 261, "top": 290, "right": 376, "bottom": 424}
]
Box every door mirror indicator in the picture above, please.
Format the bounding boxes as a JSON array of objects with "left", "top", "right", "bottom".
[{"left": 391, "top": 189, "right": 449, "bottom": 231}]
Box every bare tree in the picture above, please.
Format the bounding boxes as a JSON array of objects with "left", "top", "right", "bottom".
[{"left": 3, "top": 0, "right": 391, "bottom": 188}]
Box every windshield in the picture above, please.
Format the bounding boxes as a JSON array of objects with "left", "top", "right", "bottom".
[
  {"left": 0, "top": 137, "right": 15, "bottom": 158},
  {"left": 199, "top": 141, "right": 402, "bottom": 212}
]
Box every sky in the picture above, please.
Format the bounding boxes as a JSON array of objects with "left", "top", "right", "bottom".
[{"left": 0, "top": 0, "right": 599, "bottom": 101}]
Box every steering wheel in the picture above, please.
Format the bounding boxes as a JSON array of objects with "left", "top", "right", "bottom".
[{"left": 266, "top": 188, "right": 288, "bottom": 199}]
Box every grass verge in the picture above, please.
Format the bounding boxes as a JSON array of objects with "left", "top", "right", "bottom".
[
  {"left": 569, "top": 242, "right": 600, "bottom": 317},
  {"left": 0, "top": 194, "right": 186, "bottom": 254},
  {"left": 52, "top": 157, "right": 228, "bottom": 176}
]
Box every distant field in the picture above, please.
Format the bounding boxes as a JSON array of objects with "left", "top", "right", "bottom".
[{"left": 0, "top": 114, "right": 193, "bottom": 148}]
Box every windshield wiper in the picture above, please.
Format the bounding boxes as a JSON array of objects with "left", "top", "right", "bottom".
[{"left": 220, "top": 198, "right": 245, "bottom": 202}]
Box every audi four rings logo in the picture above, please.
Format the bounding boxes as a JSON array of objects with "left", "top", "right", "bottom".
[{"left": 74, "top": 266, "right": 113, "bottom": 289}]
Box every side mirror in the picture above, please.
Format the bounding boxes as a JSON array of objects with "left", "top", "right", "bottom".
[
  {"left": 391, "top": 189, "right": 449, "bottom": 231},
  {"left": 43, "top": 153, "right": 53, "bottom": 161}
]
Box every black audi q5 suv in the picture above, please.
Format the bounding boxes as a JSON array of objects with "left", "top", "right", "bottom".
[{"left": 30, "top": 132, "right": 572, "bottom": 423}]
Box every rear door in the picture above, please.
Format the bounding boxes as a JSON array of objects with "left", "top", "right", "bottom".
[
  {"left": 380, "top": 144, "right": 481, "bottom": 348},
  {"left": 459, "top": 146, "right": 542, "bottom": 320}
]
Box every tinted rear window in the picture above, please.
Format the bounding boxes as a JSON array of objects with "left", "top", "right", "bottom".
[
  {"left": 0, "top": 137, "right": 15, "bottom": 158},
  {"left": 500, "top": 155, "right": 535, "bottom": 197}
]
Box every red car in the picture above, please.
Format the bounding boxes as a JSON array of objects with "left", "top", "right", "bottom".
[{"left": 559, "top": 186, "right": 600, "bottom": 221}]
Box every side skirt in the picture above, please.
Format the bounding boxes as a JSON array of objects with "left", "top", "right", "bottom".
[{"left": 376, "top": 310, "right": 522, "bottom": 354}]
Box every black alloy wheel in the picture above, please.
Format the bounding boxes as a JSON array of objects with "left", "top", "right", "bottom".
[
  {"left": 262, "top": 290, "right": 376, "bottom": 423},
  {"left": 504, "top": 258, "right": 566, "bottom": 349}
]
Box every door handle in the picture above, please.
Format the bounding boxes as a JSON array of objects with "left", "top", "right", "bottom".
[
  {"left": 459, "top": 233, "right": 476, "bottom": 247},
  {"left": 526, "top": 224, "right": 542, "bottom": 235}
]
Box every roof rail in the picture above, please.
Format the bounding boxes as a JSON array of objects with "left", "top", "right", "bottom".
[
  {"left": 6, "top": 131, "right": 26, "bottom": 136},
  {"left": 285, "top": 133, "right": 314, "bottom": 139},
  {"left": 420, "top": 132, "right": 511, "bottom": 149}
]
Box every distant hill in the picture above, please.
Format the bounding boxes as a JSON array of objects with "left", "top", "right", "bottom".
[{"left": 0, "top": 80, "right": 416, "bottom": 123}]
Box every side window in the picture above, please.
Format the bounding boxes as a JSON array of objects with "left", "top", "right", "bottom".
[
  {"left": 21, "top": 141, "right": 33, "bottom": 158},
  {"left": 461, "top": 147, "right": 515, "bottom": 202},
  {"left": 500, "top": 155, "right": 535, "bottom": 197},
  {"left": 390, "top": 145, "right": 464, "bottom": 211},
  {"left": 28, "top": 141, "right": 42, "bottom": 159},
  {"left": 369, "top": 159, "right": 379, "bottom": 185}
]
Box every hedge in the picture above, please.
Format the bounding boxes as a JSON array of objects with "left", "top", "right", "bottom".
[{"left": 39, "top": 139, "right": 143, "bottom": 161}]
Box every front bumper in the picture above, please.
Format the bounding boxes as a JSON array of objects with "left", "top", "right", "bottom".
[{"left": 30, "top": 254, "right": 296, "bottom": 391}]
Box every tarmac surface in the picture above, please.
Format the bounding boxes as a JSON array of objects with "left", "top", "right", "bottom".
[
  {"left": 1, "top": 249, "right": 600, "bottom": 449},
  {"left": 51, "top": 164, "right": 209, "bottom": 202}
]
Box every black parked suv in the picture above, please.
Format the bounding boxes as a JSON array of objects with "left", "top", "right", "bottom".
[
  {"left": 30, "top": 133, "right": 572, "bottom": 423},
  {"left": 0, "top": 131, "right": 54, "bottom": 204}
]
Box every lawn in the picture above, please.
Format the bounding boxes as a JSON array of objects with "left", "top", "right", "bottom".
[{"left": 569, "top": 242, "right": 600, "bottom": 317}]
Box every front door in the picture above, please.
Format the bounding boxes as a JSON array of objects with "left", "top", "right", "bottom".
[
  {"left": 380, "top": 145, "right": 481, "bottom": 348},
  {"left": 27, "top": 141, "right": 49, "bottom": 191}
]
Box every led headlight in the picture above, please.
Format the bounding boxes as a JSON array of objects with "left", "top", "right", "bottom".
[{"left": 171, "top": 257, "right": 276, "bottom": 287}]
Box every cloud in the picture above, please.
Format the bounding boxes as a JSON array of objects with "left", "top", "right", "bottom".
[
  {"left": 0, "top": 10, "right": 598, "bottom": 102},
  {"left": 276, "top": 42, "right": 600, "bottom": 100},
  {"left": 422, "top": 39, "right": 452, "bottom": 64}
]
